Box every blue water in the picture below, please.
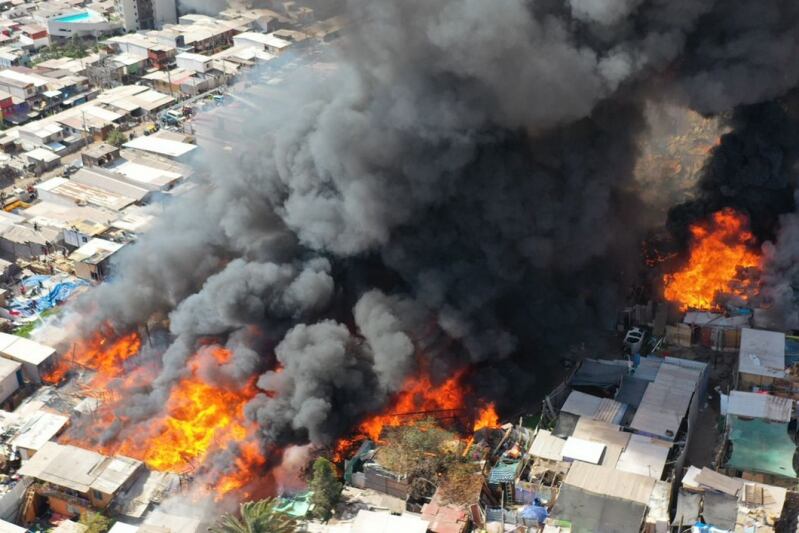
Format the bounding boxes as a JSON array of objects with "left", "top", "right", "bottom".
[{"left": 56, "top": 12, "right": 91, "bottom": 22}]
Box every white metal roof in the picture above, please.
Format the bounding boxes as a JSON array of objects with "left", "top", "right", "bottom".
[
  {"left": 123, "top": 136, "right": 197, "bottom": 159},
  {"left": 351, "top": 510, "right": 428, "bottom": 533},
  {"left": 683, "top": 312, "right": 750, "bottom": 328},
  {"left": 176, "top": 51, "right": 211, "bottom": 62},
  {"left": 739, "top": 328, "right": 786, "bottom": 378},
  {"left": 562, "top": 436, "right": 605, "bottom": 465},
  {"left": 630, "top": 393, "right": 681, "bottom": 438},
  {"left": 18, "top": 441, "right": 141, "bottom": 495},
  {"left": 26, "top": 147, "right": 60, "bottom": 163},
  {"left": 107, "top": 523, "right": 138, "bottom": 533},
  {"left": 0, "top": 519, "right": 27, "bottom": 533},
  {"left": 615, "top": 434, "right": 670, "bottom": 479},
  {"left": 18, "top": 441, "right": 103, "bottom": 492},
  {"left": 694, "top": 467, "right": 743, "bottom": 497},
  {"left": 69, "top": 237, "right": 124, "bottom": 262},
  {"left": 9, "top": 410, "right": 68, "bottom": 451},
  {"left": 561, "top": 391, "right": 626, "bottom": 424},
  {"left": 91, "top": 455, "right": 142, "bottom": 494},
  {"left": 0, "top": 332, "right": 56, "bottom": 366},
  {"left": 0, "top": 356, "right": 19, "bottom": 381},
  {"left": 726, "top": 391, "right": 792, "bottom": 423},
  {"left": 571, "top": 417, "right": 630, "bottom": 469},
  {"left": 564, "top": 461, "right": 656, "bottom": 505},
  {"left": 529, "top": 429, "right": 565, "bottom": 462}
]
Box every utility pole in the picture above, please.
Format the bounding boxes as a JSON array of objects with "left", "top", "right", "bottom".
[{"left": 80, "top": 110, "right": 89, "bottom": 146}]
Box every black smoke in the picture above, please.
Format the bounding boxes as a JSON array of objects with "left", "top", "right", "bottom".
[
  {"left": 667, "top": 100, "right": 799, "bottom": 244},
  {"left": 48, "top": 0, "right": 799, "bottom": 462}
]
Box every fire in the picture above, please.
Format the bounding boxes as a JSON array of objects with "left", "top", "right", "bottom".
[
  {"left": 43, "top": 330, "right": 141, "bottom": 385},
  {"left": 54, "top": 334, "right": 264, "bottom": 497},
  {"left": 358, "top": 370, "right": 467, "bottom": 442},
  {"left": 663, "top": 208, "right": 761, "bottom": 311},
  {"left": 473, "top": 402, "right": 499, "bottom": 431},
  {"left": 334, "top": 369, "right": 500, "bottom": 461}
]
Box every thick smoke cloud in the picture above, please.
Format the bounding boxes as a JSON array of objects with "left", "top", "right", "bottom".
[
  {"left": 759, "top": 202, "right": 799, "bottom": 330},
  {"left": 667, "top": 100, "right": 799, "bottom": 243},
  {"left": 56, "top": 0, "right": 799, "bottom": 451}
]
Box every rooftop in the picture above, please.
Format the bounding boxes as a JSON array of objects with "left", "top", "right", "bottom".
[
  {"left": 0, "top": 332, "right": 56, "bottom": 366},
  {"left": 18, "top": 441, "right": 142, "bottom": 494},
  {"left": 69, "top": 237, "right": 124, "bottom": 264},
  {"left": 725, "top": 417, "right": 797, "bottom": 479},
  {"left": 725, "top": 390, "right": 792, "bottom": 423},
  {"left": 738, "top": 327, "right": 786, "bottom": 379},
  {"left": 36, "top": 176, "right": 136, "bottom": 211},
  {"left": 123, "top": 136, "right": 197, "bottom": 159}
]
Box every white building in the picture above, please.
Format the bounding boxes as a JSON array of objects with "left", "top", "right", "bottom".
[
  {"left": 232, "top": 31, "right": 291, "bottom": 55},
  {"left": 175, "top": 52, "right": 211, "bottom": 73},
  {"left": 46, "top": 10, "right": 122, "bottom": 39},
  {"left": 0, "top": 357, "right": 21, "bottom": 406},
  {"left": 0, "top": 333, "right": 57, "bottom": 384},
  {"left": 116, "top": 0, "right": 176, "bottom": 32}
]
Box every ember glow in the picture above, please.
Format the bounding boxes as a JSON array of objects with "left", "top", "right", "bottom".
[
  {"left": 334, "top": 368, "right": 500, "bottom": 461},
  {"left": 51, "top": 334, "right": 265, "bottom": 497},
  {"left": 663, "top": 208, "right": 761, "bottom": 311},
  {"left": 358, "top": 370, "right": 467, "bottom": 442},
  {"left": 473, "top": 403, "right": 499, "bottom": 432},
  {"left": 43, "top": 330, "right": 141, "bottom": 386}
]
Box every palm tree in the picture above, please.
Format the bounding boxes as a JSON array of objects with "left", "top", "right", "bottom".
[{"left": 210, "top": 498, "right": 298, "bottom": 533}]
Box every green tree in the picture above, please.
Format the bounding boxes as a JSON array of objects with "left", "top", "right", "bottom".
[
  {"left": 79, "top": 512, "right": 113, "bottom": 533},
  {"left": 106, "top": 128, "right": 126, "bottom": 147},
  {"left": 210, "top": 498, "right": 297, "bottom": 533},
  {"left": 65, "top": 35, "right": 87, "bottom": 58},
  {"left": 309, "top": 457, "right": 342, "bottom": 521}
]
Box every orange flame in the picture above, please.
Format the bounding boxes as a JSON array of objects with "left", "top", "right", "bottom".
[
  {"left": 663, "top": 208, "right": 761, "bottom": 311},
  {"left": 472, "top": 402, "right": 499, "bottom": 432},
  {"left": 54, "top": 334, "right": 264, "bottom": 497},
  {"left": 43, "top": 331, "right": 141, "bottom": 386},
  {"left": 334, "top": 369, "right": 500, "bottom": 461},
  {"left": 358, "top": 370, "right": 466, "bottom": 442}
]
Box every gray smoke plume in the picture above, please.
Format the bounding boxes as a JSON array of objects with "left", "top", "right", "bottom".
[
  {"left": 54, "top": 0, "right": 799, "bottom": 455},
  {"left": 757, "top": 191, "right": 799, "bottom": 330}
]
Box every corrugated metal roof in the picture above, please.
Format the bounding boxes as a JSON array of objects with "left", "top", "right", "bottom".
[
  {"left": 528, "top": 430, "right": 565, "bottom": 462},
  {"left": 571, "top": 418, "right": 629, "bottom": 469},
  {"left": 616, "top": 375, "right": 649, "bottom": 408},
  {"left": 628, "top": 396, "right": 682, "bottom": 441},
  {"left": 564, "top": 461, "right": 655, "bottom": 505},
  {"left": 560, "top": 391, "right": 626, "bottom": 424},
  {"left": 562, "top": 437, "right": 605, "bottom": 465},
  {"left": 488, "top": 460, "right": 519, "bottom": 484},
  {"left": 739, "top": 328, "right": 786, "bottom": 379},
  {"left": 727, "top": 391, "right": 792, "bottom": 423},
  {"left": 615, "top": 434, "right": 670, "bottom": 479},
  {"left": 694, "top": 467, "right": 742, "bottom": 497}
]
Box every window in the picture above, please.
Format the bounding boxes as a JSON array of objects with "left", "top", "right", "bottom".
[{"left": 92, "top": 489, "right": 104, "bottom": 501}]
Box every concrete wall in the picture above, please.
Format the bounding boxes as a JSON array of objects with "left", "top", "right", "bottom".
[
  {"left": 47, "top": 18, "right": 121, "bottom": 39},
  {"left": 0, "top": 368, "right": 19, "bottom": 404}
]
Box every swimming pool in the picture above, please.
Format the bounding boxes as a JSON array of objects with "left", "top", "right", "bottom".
[{"left": 55, "top": 11, "right": 91, "bottom": 22}]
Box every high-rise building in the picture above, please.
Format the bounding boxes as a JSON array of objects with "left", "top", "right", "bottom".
[{"left": 116, "top": 0, "right": 177, "bottom": 31}]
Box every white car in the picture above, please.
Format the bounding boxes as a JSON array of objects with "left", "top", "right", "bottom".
[{"left": 624, "top": 327, "right": 646, "bottom": 355}]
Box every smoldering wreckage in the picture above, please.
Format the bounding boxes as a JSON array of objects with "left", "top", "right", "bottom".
[{"left": 4, "top": 0, "right": 799, "bottom": 530}]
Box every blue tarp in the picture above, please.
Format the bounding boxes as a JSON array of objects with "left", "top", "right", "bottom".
[
  {"left": 10, "top": 277, "right": 88, "bottom": 317},
  {"left": 521, "top": 505, "right": 548, "bottom": 524}
]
